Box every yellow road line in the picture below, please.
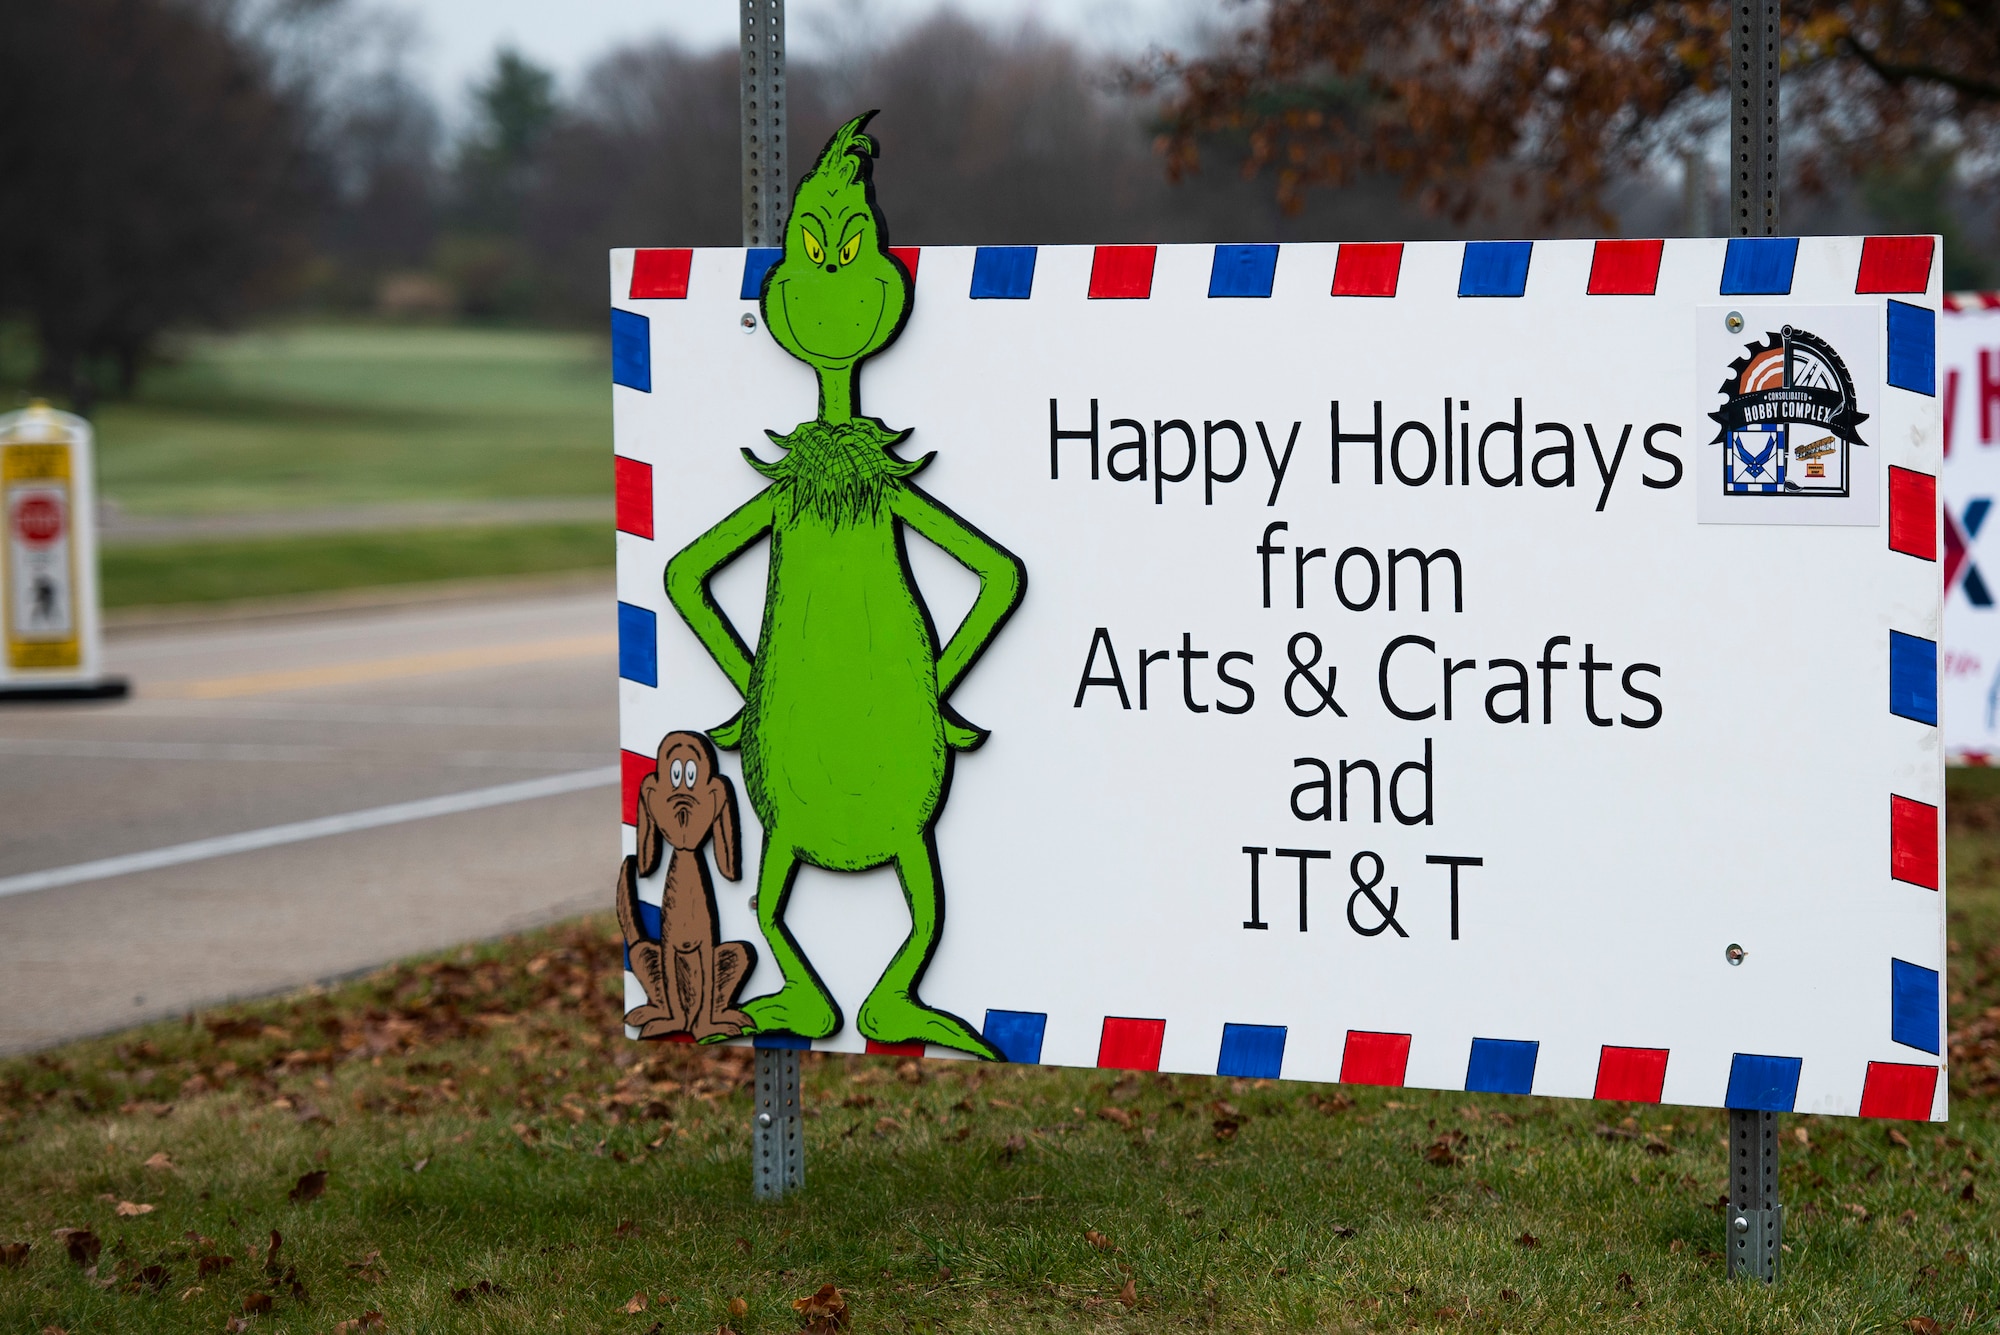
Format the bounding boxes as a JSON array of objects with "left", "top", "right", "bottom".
[{"left": 150, "top": 633, "right": 617, "bottom": 699}]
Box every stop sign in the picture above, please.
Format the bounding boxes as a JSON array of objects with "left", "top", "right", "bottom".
[{"left": 12, "top": 494, "right": 61, "bottom": 546}]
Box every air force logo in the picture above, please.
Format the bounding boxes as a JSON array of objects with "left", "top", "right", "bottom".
[{"left": 1710, "top": 325, "right": 1871, "bottom": 498}]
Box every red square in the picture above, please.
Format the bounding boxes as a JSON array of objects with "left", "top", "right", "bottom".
[
  {"left": 1891, "top": 794, "right": 1939, "bottom": 889},
  {"left": 1856, "top": 236, "right": 1936, "bottom": 294},
  {"left": 630, "top": 248, "right": 692, "bottom": 300},
  {"left": 1088, "top": 246, "right": 1157, "bottom": 299},
  {"left": 621, "top": 748, "right": 656, "bottom": 825},
  {"left": 1096, "top": 1016, "right": 1166, "bottom": 1070},
  {"left": 615, "top": 455, "right": 653, "bottom": 539},
  {"left": 1859, "top": 1061, "right": 1938, "bottom": 1120},
  {"left": 1586, "top": 239, "right": 1664, "bottom": 295},
  {"left": 1331, "top": 242, "right": 1403, "bottom": 297},
  {"left": 1593, "top": 1046, "right": 1668, "bottom": 1102},
  {"left": 866, "top": 1040, "right": 926, "bottom": 1057},
  {"left": 1887, "top": 467, "right": 1936, "bottom": 561},
  {"left": 889, "top": 246, "right": 920, "bottom": 280},
  {"left": 1339, "top": 1030, "right": 1411, "bottom": 1086}
]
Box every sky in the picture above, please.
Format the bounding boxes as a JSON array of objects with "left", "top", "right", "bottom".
[{"left": 385, "top": 0, "right": 1211, "bottom": 108}]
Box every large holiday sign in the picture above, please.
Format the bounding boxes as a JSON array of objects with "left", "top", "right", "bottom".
[{"left": 609, "top": 117, "right": 1944, "bottom": 1121}]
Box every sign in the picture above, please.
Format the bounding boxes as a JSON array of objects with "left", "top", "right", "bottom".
[
  {"left": 0, "top": 403, "right": 113, "bottom": 694},
  {"left": 1938, "top": 295, "right": 2000, "bottom": 762},
  {"left": 609, "top": 122, "right": 1944, "bottom": 1121}
]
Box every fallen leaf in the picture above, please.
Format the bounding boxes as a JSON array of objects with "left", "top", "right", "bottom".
[
  {"left": 178, "top": 1285, "right": 203, "bottom": 1301},
  {"left": 1889, "top": 1129, "right": 1913, "bottom": 1149},
  {"left": 289, "top": 1170, "right": 327, "bottom": 1204},
  {"left": 1085, "top": 1229, "right": 1116, "bottom": 1252},
  {"left": 199, "top": 1255, "right": 235, "bottom": 1278},
  {"left": 333, "top": 1312, "right": 387, "bottom": 1333},
  {"left": 264, "top": 1229, "right": 283, "bottom": 1271},
  {"left": 1904, "top": 1319, "right": 1942, "bottom": 1335},
  {"left": 1516, "top": 1232, "right": 1539, "bottom": 1249},
  {"left": 1116, "top": 1277, "right": 1138, "bottom": 1309},
  {"left": 1424, "top": 1139, "right": 1463, "bottom": 1168},
  {"left": 114, "top": 1201, "right": 155, "bottom": 1217},
  {"left": 0, "top": 1242, "right": 28, "bottom": 1268},
  {"left": 615, "top": 1219, "right": 639, "bottom": 1237},
  {"left": 52, "top": 1228, "right": 100, "bottom": 1266},
  {"left": 1499, "top": 1288, "right": 1518, "bottom": 1302},
  {"left": 1901, "top": 1209, "right": 1919, "bottom": 1227},
  {"left": 1097, "top": 1107, "right": 1135, "bottom": 1128},
  {"left": 410, "top": 1158, "right": 428, "bottom": 1174},
  {"left": 623, "top": 1292, "right": 650, "bottom": 1313},
  {"left": 125, "top": 1263, "right": 171, "bottom": 1294},
  {"left": 1330, "top": 1225, "right": 1357, "bottom": 1238},
  {"left": 1845, "top": 1204, "right": 1873, "bottom": 1223},
  {"left": 1963, "top": 1181, "right": 1978, "bottom": 1203},
  {"left": 143, "top": 1152, "right": 175, "bottom": 1171},
  {"left": 729, "top": 1295, "right": 750, "bottom": 1319},
  {"left": 1616, "top": 1272, "right": 1635, "bottom": 1292},
  {"left": 792, "top": 1284, "right": 848, "bottom": 1332},
  {"left": 1000, "top": 1134, "right": 1026, "bottom": 1161},
  {"left": 452, "top": 1279, "right": 507, "bottom": 1303},
  {"left": 224, "top": 1319, "right": 251, "bottom": 1334},
  {"left": 242, "top": 1292, "right": 273, "bottom": 1314},
  {"left": 1793, "top": 1127, "right": 1811, "bottom": 1147},
  {"left": 1669, "top": 1239, "right": 1685, "bottom": 1254}
]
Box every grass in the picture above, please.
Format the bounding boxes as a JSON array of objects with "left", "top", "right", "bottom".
[
  {"left": 2, "top": 778, "right": 1997, "bottom": 1333},
  {"left": 100, "top": 523, "right": 613, "bottom": 609},
  {"left": 88, "top": 324, "right": 612, "bottom": 516}
]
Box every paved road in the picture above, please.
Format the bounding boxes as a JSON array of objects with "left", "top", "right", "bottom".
[{"left": 0, "top": 580, "right": 619, "bottom": 1053}]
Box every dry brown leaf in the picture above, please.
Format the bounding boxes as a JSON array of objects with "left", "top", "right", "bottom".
[
  {"left": 0, "top": 1242, "right": 29, "bottom": 1269},
  {"left": 241, "top": 1291, "right": 273, "bottom": 1314},
  {"left": 143, "top": 1152, "right": 175, "bottom": 1171},
  {"left": 615, "top": 1219, "right": 639, "bottom": 1237},
  {"left": 1117, "top": 1277, "right": 1138, "bottom": 1308},
  {"left": 264, "top": 1229, "right": 283, "bottom": 1271},
  {"left": 1085, "top": 1229, "right": 1116, "bottom": 1252},
  {"left": 623, "top": 1292, "right": 650, "bottom": 1313},
  {"left": 729, "top": 1295, "right": 750, "bottom": 1319},
  {"left": 1423, "top": 1140, "right": 1463, "bottom": 1168},
  {"left": 1516, "top": 1232, "right": 1539, "bottom": 1249},
  {"left": 289, "top": 1170, "right": 328, "bottom": 1204},
  {"left": 1889, "top": 1129, "right": 1913, "bottom": 1149},
  {"left": 792, "top": 1283, "right": 849, "bottom": 1332},
  {"left": 178, "top": 1285, "right": 203, "bottom": 1301},
  {"left": 199, "top": 1255, "right": 235, "bottom": 1279},
  {"left": 113, "top": 1201, "right": 155, "bottom": 1217},
  {"left": 1904, "top": 1319, "right": 1943, "bottom": 1335},
  {"left": 52, "top": 1228, "right": 100, "bottom": 1266},
  {"left": 1097, "top": 1107, "right": 1135, "bottom": 1128}
]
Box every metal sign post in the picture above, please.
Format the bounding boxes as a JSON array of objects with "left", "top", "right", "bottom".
[
  {"left": 1726, "top": 0, "right": 1783, "bottom": 1283},
  {"left": 740, "top": 0, "right": 802, "bottom": 1202}
]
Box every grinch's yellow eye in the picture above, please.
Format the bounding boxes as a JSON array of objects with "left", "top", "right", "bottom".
[
  {"left": 840, "top": 232, "right": 862, "bottom": 265},
  {"left": 802, "top": 230, "right": 825, "bottom": 264}
]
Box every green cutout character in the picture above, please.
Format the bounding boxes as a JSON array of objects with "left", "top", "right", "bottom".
[{"left": 664, "top": 113, "right": 1025, "bottom": 1058}]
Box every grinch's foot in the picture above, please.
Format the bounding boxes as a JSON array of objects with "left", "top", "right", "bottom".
[
  {"left": 741, "top": 987, "right": 841, "bottom": 1041},
  {"left": 857, "top": 993, "right": 1000, "bottom": 1061}
]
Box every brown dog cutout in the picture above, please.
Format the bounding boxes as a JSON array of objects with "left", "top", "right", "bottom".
[{"left": 615, "top": 731, "right": 758, "bottom": 1041}]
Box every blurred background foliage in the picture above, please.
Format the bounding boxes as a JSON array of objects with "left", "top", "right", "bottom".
[{"left": 2, "top": 0, "right": 1998, "bottom": 414}]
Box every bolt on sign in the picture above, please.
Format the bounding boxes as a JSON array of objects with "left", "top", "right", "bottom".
[
  {"left": 608, "top": 116, "right": 1944, "bottom": 1121},
  {"left": 0, "top": 402, "right": 110, "bottom": 694}
]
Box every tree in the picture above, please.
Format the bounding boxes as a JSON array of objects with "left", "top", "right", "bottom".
[
  {"left": 0, "top": 0, "right": 315, "bottom": 411},
  {"left": 1144, "top": 0, "right": 2000, "bottom": 229}
]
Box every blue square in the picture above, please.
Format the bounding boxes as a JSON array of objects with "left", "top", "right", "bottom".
[
  {"left": 1458, "top": 241, "right": 1533, "bottom": 297},
  {"left": 1719, "top": 237, "right": 1799, "bottom": 294},
  {"left": 1890, "top": 630, "right": 1938, "bottom": 725},
  {"left": 1208, "top": 245, "right": 1279, "bottom": 298},
  {"left": 740, "top": 248, "right": 782, "bottom": 300},
  {"left": 982, "top": 1010, "right": 1046, "bottom": 1063},
  {"left": 753, "top": 1033, "right": 812, "bottom": 1050},
  {"left": 1464, "top": 1038, "right": 1539, "bottom": 1095},
  {"left": 618, "top": 601, "right": 658, "bottom": 687},
  {"left": 621, "top": 901, "right": 665, "bottom": 972},
  {"left": 1725, "top": 1053, "right": 1802, "bottom": 1111},
  {"left": 1888, "top": 300, "right": 1937, "bottom": 396},
  {"left": 1216, "top": 1023, "right": 1286, "bottom": 1078},
  {"left": 970, "top": 246, "right": 1038, "bottom": 299},
  {"left": 1892, "top": 958, "right": 1940, "bottom": 1054},
  {"left": 610, "top": 308, "right": 651, "bottom": 392}
]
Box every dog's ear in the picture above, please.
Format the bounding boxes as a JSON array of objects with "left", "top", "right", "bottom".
[
  {"left": 636, "top": 773, "right": 664, "bottom": 876},
  {"left": 706, "top": 772, "right": 742, "bottom": 882}
]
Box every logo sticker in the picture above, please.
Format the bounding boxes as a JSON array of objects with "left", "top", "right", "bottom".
[{"left": 1697, "top": 306, "right": 1881, "bottom": 526}]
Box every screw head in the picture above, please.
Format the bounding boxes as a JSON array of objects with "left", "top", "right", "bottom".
[
  {"left": 1726, "top": 310, "right": 1745, "bottom": 334},
  {"left": 749, "top": 893, "right": 759, "bottom": 913},
  {"left": 1726, "top": 943, "right": 1747, "bottom": 966},
  {"left": 758, "top": 1112, "right": 773, "bottom": 1127},
  {"left": 740, "top": 312, "right": 757, "bottom": 330},
  {"left": 1734, "top": 1215, "right": 1750, "bottom": 1233}
]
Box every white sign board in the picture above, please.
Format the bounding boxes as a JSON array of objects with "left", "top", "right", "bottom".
[
  {"left": 0, "top": 403, "right": 110, "bottom": 696},
  {"left": 611, "top": 226, "right": 1944, "bottom": 1121},
  {"left": 1938, "top": 297, "right": 2000, "bottom": 762}
]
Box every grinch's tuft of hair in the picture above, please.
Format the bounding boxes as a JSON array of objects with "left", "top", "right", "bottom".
[
  {"left": 746, "top": 416, "right": 928, "bottom": 527},
  {"left": 807, "top": 112, "right": 879, "bottom": 189}
]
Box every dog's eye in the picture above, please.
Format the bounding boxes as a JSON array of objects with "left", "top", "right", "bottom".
[{"left": 669, "top": 760, "right": 684, "bottom": 787}]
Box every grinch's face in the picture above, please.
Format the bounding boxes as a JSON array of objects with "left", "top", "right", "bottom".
[{"left": 762, "top": 155, "right": 908, "bottom": 374}]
